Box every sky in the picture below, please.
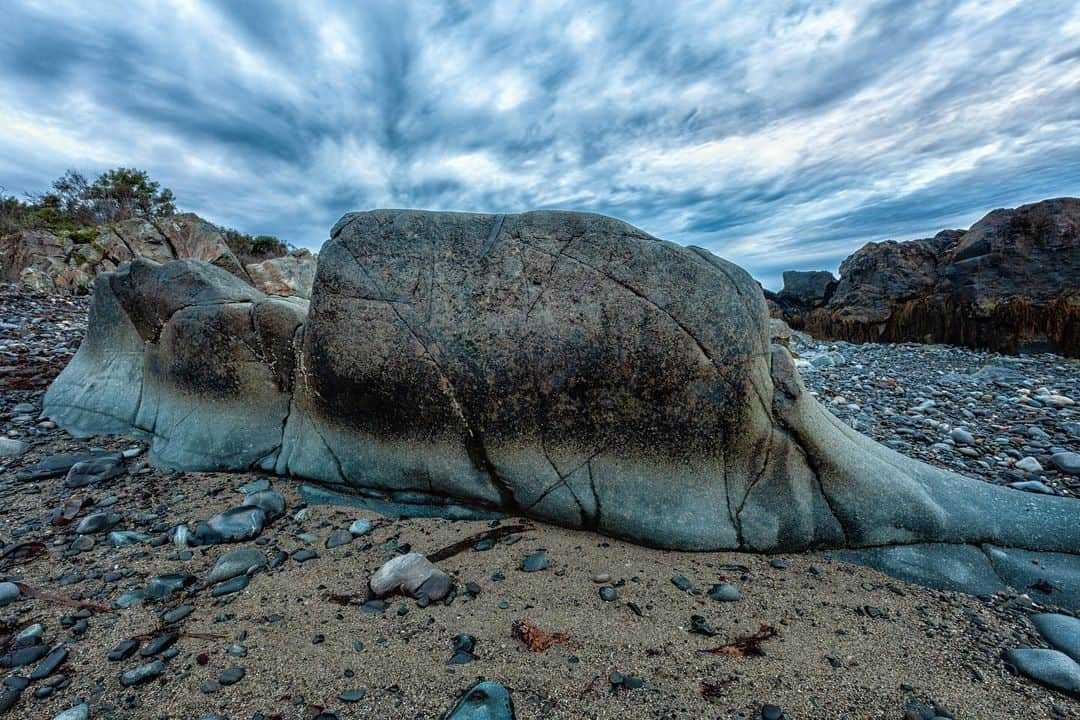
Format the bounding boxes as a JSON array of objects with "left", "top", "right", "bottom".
[{"left": 2, "top": 1, "right": 1079, "bottom": 289}]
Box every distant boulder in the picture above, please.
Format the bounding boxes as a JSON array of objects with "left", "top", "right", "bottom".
[
  {"left": 246, "top": 249, "right": 317, "bottom": 299},
  {"left": 778, "top": 270, "right": 837, "bottom": 307},
  {"left": 777, "top": 198, "right": 1080, "bottom": 357}
]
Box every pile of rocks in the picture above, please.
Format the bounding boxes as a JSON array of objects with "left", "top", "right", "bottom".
[{"left": 791, "top": 337, "right": 1079, "bottom": 500}]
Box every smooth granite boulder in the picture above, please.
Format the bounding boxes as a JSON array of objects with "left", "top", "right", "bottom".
[
  {"left": 43, "top": 258, "right": 306, "bottom": 469},
  {"left": 43, "top": 211, "right": 1080, "bottom": 597}
]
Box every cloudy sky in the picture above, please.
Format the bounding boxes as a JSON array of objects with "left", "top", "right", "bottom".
[{"left": 2, "top": 1, "right": 1078, "bottom": 288}]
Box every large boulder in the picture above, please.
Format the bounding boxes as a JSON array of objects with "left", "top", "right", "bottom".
[
  {"left": 245, "top": 248, "right": 317, "bottom": 298},
  {"left": 44, "top": 211, "right": 1080, "bottom": 602},
  {"left": 784, "top": 198, "right": 1080, "bottom": 356}
]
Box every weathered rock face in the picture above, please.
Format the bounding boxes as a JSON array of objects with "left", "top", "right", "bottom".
[
  {"left": 0, "top": 213, "right": 297, "bottom": 296},
  {"left": 0, "top": 230, "right": 75, "bottom": 293},
  {"left": 44, "top": 258, "right": 306, "bottom": 469},
  {"left": 245, "top": 249, "right": 317, "bottom": 298},
  {"left": 780, "top": 198, "right": 1080, "bottom": 356},
  {"left": 100, "top": 213, "right": 249, "bottom": 280},
  {"left": 44, "top": 210, "right": 1080, "bottom": 562}
]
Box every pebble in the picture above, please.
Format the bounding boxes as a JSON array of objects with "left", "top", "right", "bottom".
[
  {"left": 1003, "top": 648, "right": 1080, "bottom": 694},
  {"left": 74, "top": 512, "right": 119, "bottom": 534},
  {"left": 1050, "top": 451, "right": 1080, "bottom": 475},
  {"left": 64, "top": 456, "right": 123, "bottom": 488},
  {"left": 51, "top": 703, "right": 89, "bottom": 720},
  {"left": 292, "top": 548, "right": 319, "bottom": 562},
  {"left": 0, "top": 582, "right": 20, "bottom": 607},
  {"left": 671, "top": 575, "right": 693, "bottom": 591},
  {"left": 0, "top": 689, "right": 18, "bottom": 714},
  {"left": 238, "top": 477, "right": 270, "bottom": 494},
  {"left": 448, "top": 634, "right": 478, "bottom": 665},
  {"left": 0, "top": 645, "right": 49, "bottom": 668},
  {"left": 1032, "top": 613, "right": 1080, "bottom": 662},
  {"left": 140, "top": 633, "right": 178, "bottom": 657},
  {"left": 592, "top": 572, "right": 611, "bottom": 583},
  {"left": 107, "top": 639, "right": 140, "bottom": 662},
  {"left": 0, "top": 437, "right": 29, "bottom": 456},
  {"left": 339, "top": 687, "right": 366, "bottom": 702},
  {"left": 109, "top": 530, "right": 150, "bottom": 546},
  {"left": 162, "top": 605, "right": 194, "bottom": 624},
  {"left": 208, "top": 548, "right": 266, "bottom": 583},
  {"left": 194, "top": 506, "right": 266, "bottom": 545},
  {"left": 29, "top": 648, "right": 68, "bottom": 680},
  {"left": 949, "top": 427, "right": 975, "bottom": 445},
  {"left": 521, "top": 550, "right": 548, "bottom": 572},
  {"left": 1007, "top": 480, "right": 1055, "bottom": 494},
  {"left": 211, "top": 574, "right": 250, "bottom": 597},
  {"left": 599, "top": 586, "right": 618, "bottom": 602},
  {"left": 145, "top": 573, "right": 196, "bottom": 599},
  {"left": 1015, "top": 456, "right": 1043, "bottom": 473},
  {"left": 219, "top": 667, "right": 245, "bottom": 685},
  {"left": 707, "top": 583, "right": 740, "bottom": 602},
  {"left": 242, "top": 489, "right": 286, "bottom": 520},
  {"left": 761, "top": 705, "right": 784, "bottom": 720},
  {"left": 349, "top": 519, "right": 373, "bottom": 536},
  {"left": 120, "top": 660, "right": 165, "bottom": 686},
  {"left": 325, "top": 528, "right": 353, "bottom": 549}
]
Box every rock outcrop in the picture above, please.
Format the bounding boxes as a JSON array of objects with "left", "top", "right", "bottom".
[
  {"left": 44, "top": 211, "right": 1080, "bottom": 569},
  {"left": 0, "top": 212, "right": 313, "bottom": 298},
  {"left": 773, "top": 198, "right": 1080, "bottom": 357}
]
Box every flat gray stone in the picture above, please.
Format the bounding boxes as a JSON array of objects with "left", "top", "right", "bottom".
[
  {"left": 1051, "top": 452, "right": 1080, "bottom": 475},
  {"left": 17, "top": 450, "right": 121, "bottom": 481},
  {"left": 64, "top": 456, "right": 124, "bottom": 488},
  {"left": 0, "top": 437, "right": 28, "bottom": 457},
  {"left": 120, "top": 660, "right": 165, "bottom": 687},
  {"left": 1003, "top": 648, "right": 1080, "bottom": 694},
  {"left": 1032, "top": 614, "right": 1080, "bottom": 663},
  {"left": 51, "top": 703, "right": 89, "bottom": 720},
  {"left": 824, "top": 544, "right": 1005, "bottom": 597},
  {"left": 325, "top": 528, "right": 353, "bottom": 549},
  {"left": 442, "top": 680, "right": 516, "bottom": 720},
  {"left": 210, "top": 575, "right": 250, "bottom": 597},
  {"left": 207, "top": 548, "right": 266, "bottom": 583},
  {"left": 984, "top": 545, "right": 1080, "bottom": 610},
  {"left": 241, "top": 490, "right": 284, "bottom": 521},
  {"left": 145, "top": 573, "right": 196, "bottom": 599},
  {"left": 349, "top": 519, "right": 373, "bottom": 536},
  {"left": 194, "top": 506, "right": 266, "bottom": 545},
  {"left": 74, "top": 512, "right": 120, "bottom": 534}
]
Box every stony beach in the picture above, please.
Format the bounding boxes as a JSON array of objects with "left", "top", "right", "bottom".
[{"left": 2, "top": 285, "right": 1078, "bottom": 719}]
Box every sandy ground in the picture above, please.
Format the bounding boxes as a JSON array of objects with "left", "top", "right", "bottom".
[{"left": 2, "top": 428, "right": 1078, "bottom": 720}]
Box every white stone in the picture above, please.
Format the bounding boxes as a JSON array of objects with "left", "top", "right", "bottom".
[{"left": 1015, "top": 457, "right": 1043, "bottom": 473}]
